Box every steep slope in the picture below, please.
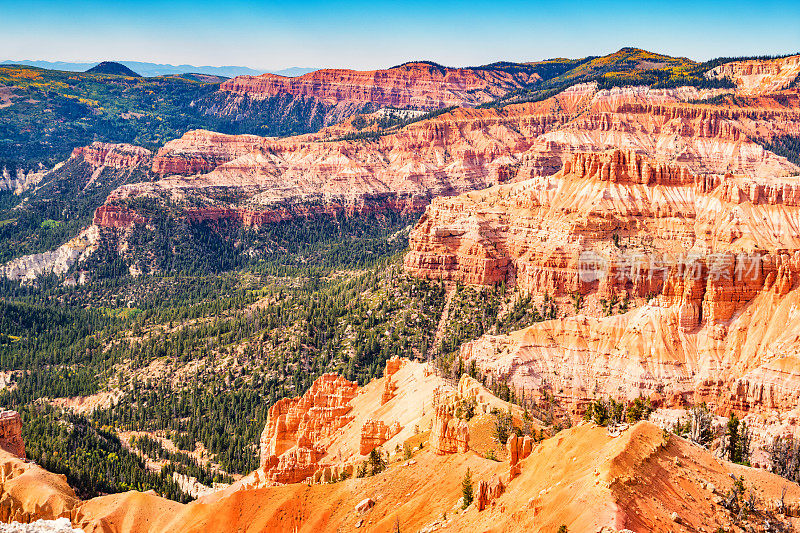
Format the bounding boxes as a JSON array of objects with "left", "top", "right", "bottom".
[
  {"left": 491, "top": 47, "right": 729, "bottom": 106},
  {"left": 707, "top": 55, "right": 800, "bottom": 95},
  {"left": 0, "top": 142, "right": 152, "bottom": 278},
  {"left": 195, "top": 60, "right": 559, "bottom": 136},
  {"left": 405, "top": 148, "right": 800, "bottom": 417},
  {"left": 1, "top": 367, "right": 799, "bottom": 532}
]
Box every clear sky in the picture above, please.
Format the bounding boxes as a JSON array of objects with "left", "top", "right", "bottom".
[{"left": 1, "top": 0, "right": 798, "bottom": 70}]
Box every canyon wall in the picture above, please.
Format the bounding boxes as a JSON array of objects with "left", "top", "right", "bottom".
[
  {"left": 405, "top": 148, "right": 800, "bottom": 294},
  {"left": 0, "top": 411, "right": 24, "bottom": 458},
  {"left": 258, "top": 373, "right": 357, "bottom": 484},
  {"left": 403, "top": 148, "right": 800, "bottom": 419},
  {"left": 217, "top": 62, "right": 537, "bottom": 110},
  {"left": 71, "top": 142, "right": 152, "bottom": 171},
  {"left": 196, "top": 61, "right": 539, "bottom": 134},
  {"left": 93, "top": 80, "right": 800, "bottom": 234},
  {"left": 707, "top": 54, "right": 800, "bottom": 95}
]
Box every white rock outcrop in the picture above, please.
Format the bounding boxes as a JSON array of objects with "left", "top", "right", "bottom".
[
  {"left": 0, "top": 518, "right": 84, "bottom": 533},
  {"left": 0, "top": 226, "right": 100, "bottom": 282}
]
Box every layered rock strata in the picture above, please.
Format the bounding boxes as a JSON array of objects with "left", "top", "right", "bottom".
[
  {"left": 258, "top": 374, "right": 357, "bottom": 484},
  {"left": 218, "top": 62, "right": 537, "bottom": 111},
  {"left": 83, "top": 75, "right": 800, "bottom": 240},
  {"left": 430, "top": 403, "right": 470, "bottom": 455},
  {"left": 405, "top": 149, "right": 800, "bottom": 296},
  {"left": 94, "top": 80, "right": 800, "bottom": 233},
  {"left": 0, "top": 410, "right": 24, "bottom": 458},
  {"left": 403, "top": 146, "right": 800, "bottom": 426},
  {"left": 358, "top": 419, "right": 402, "bottom": 455},
  {"left": 71, "top": 142, "right": 152, "bottom": 171},
  {"left": 707, "top": 54, "right": 800, "bottom": 95}
]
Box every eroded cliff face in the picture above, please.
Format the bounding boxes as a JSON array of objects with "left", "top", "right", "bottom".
[
  {"left": 405, "top": 149, "right": 800, "bottom": 291},
  {"left": 0, "top": 142, "right": 152, "bottom": 282},
  {"left": 245, "top": 357, "right": 518, "bottom": 488},
  {"left": 0, "top": 167, "right": 47, "bottom": 195},
  {"left": 405, "top": 148, "right": 800, "bottom": 420},
  {"left": 90, "top": 81, "right": 800, "bottom": 234},
  {"left": 150, "top": 131, "right": 264, "bottom": 176},
  {"left": 217, "top": 62, "right": 537, "bottom": 110},
  {"left": 0, "top": 410, "right": 24, "bottom": 458},
  {"left": 4, "top": 396, "right": 800, "bottom": 532},
  {"left": 257, "top": 373, "right": 358, "bottom": 484},
  {"left": 707, "top": 54, "right": 800, "bottom": 95},
  {"left": 195, "top": 62, "right": 540, "bottom": 135},
  {"left": 1, "top": 226, "right": 100, "bottom": 283},
  {"left": 71, "top": 143, "right": 152, "bottom": 171}
]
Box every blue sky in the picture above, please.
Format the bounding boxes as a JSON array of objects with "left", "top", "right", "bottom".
[{"left": 1, "top": 0, "right": 798, "bottom": 70}]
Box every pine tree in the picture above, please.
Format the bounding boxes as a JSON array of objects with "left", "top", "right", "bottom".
[{"left": 461, "top": 468, "right": 473, "bottom": 509}]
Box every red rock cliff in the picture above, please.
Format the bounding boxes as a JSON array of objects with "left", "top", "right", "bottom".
[
  {"left": 72, "top": 142, "right": 152, "bottom": 170},
  {"left": 97, "top": 81, "right": 800, "bottom": 232},
  {"left": 0, "top": 410, "right": 24, "bottom": 458},
  {"left": 706, "top": 54, "right": 800, "bottom": 95},
  {"left": 219, "top": 62, "right": 537, "bottom": 110},
  {"left": 258, "top": 374, "right": 357, "bottom": 484}
]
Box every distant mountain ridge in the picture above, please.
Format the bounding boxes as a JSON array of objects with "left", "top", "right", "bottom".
[
  {"left": 0, "top": 59, "right": 317, "bottom": 78},
  {"left": 85, "top": 61, "right": 141, "bottom": 77}
]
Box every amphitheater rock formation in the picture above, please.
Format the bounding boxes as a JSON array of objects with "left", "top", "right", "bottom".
[
  {"left": 404, "top": 145, "right": 800, "bottom": 446},
  {"left": 405, "top": 147, "right": 800, "bottom": 296},
  {"left": 89, "top": 63, "right": 800, "bottom": 235}
]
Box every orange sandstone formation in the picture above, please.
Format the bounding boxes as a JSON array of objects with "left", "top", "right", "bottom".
[
  {"left": 2, "top": 421, "right": 800, "bottom": 532},
  {"left": 380, "top": 356, "right": 404, "bottom": 405},
  {"left": 430, "top": 404, "right": 470, "bottom": 455},
  {"left": 91, "top": 73, "right": 800, "bottom": 232},
  {"left": 71, "top": 142, "right": 152, "bottom": 171},
  {"left": 358, "top": 419, "right": 402, "bottom": 455},
  {"left": 0, "top": 411, "right": 24, "bottom": 458},
  {"left": 218, "top": 62, "right": 537, "bottom": 111},
  {"left": 1, "top": 362, "right": 799, "bottom": 531},
  {"left": 403, "top": 147, "right": 800, "bottom": 427},
  {"left": 707, "top": 54, "right": 800, "bottom": 95},
  {"left": 506, "top": 433, "right": 533, "bottom": 480},
  {"left": 92, "top": 205, "right": 147, "bottom": 228},
  {"left": 258, "top": 373, "right": 357, "bottom": 483},
  {"left": 405, "top": 148, "right": 800, "bottom": 296}
]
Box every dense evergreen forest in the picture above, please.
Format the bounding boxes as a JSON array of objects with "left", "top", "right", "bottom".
[
  {"left": 0, "top": 213, "right": 466, "bottom": 498},
  {"left": 755, "top": 134, "right": 800, "bottom": 167}
]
